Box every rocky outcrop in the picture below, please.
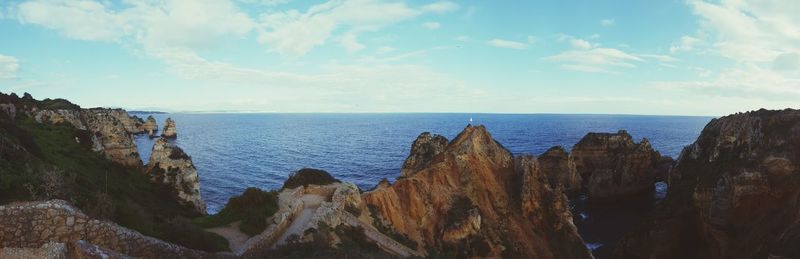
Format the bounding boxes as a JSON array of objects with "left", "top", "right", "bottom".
[
  {"left": 141, "top": 115, "right": 158, "bottom": 137},
  {"left": 400, "top": 132, "right": 448, "bottom": 177},
  {"left": 571, "top": 130, "right": 661, "bottom": 200},
  {"left": 363, "top": 125, "right": 591, "bottom": 258},
  {"left": 161, "top": 118, "right": 177, "bottom": 139},
  {"left": 538, "top": 146, "right": 582, "bottom": 194},
  {"left": 0, "top": 200, "right": 221, "bottom": 258},
  {"left": 32, "top": 109, "right": 86, "bottom": 130},
  {"left": 81, "top": 109, "right": 143, "bottom": 168},
  {"left": 146, "top": 138, "right": 205, "bottom": 214},
  {"left": 0, "top": 103, "right": 15, "bottom": 120},
  {"left": 615, "top": 109, "right": 800, "bottom": 259}
]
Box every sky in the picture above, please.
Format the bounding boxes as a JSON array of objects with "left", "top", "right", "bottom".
[{"left": 0, "top": 0, "right": 798, "bottom": 116}]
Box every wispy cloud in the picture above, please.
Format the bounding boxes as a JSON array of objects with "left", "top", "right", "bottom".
[
  {"left": 601, "top": 19, "right": 615, "bottom": 26},
  {"left": 487, "top": 39, "right": 528, "bottom": 50},
  {"left": 422, "top": 22, "right": 441, "bottom": 29},
  {"left": 543, "top": 48, "right": 644, "bottom": 73},
  {"left": 0, "top": 54, "right": 19, "bottom": 79}
]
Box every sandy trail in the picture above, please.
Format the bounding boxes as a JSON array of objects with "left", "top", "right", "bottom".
[
  {"left": 273, "top": 194, "right": 326, "bottom": 247},
  {"left": 206, "top": 221, "right": 250, "bottom": 252}
]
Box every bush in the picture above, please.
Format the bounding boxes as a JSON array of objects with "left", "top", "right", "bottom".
[
  {"left": 193, "top": 187, "right": 279, "bottom": 236},
  {"left": 281, "top": 168, "right": 340, "bottom": 190}
]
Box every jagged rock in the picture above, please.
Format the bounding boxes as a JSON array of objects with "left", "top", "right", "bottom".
[
  {"left": 81, "top": 109, "right": 143, "bottom": 168},
  {"left": 538, "top": 146, "right": 582, "bottom": 194},
  {"left": 616, "top": 109, "right": 800, "bottom": 259},
  {"left": 146, "top": 138, "right": 205, "bottom": 214},
  {"left": 141, "top": 115, "right": 158, "bottom": 137},
  {"left": 363, "top": 125, "right": 591, "bottom": 258},
  {"left": 571, "top": 130, "right": 661, "bottom": 200},
  {"left": 161, "top": 118, "right": 177, "bottom": 139},
  {"left": 400, "top": 132, "right": 448, "bottom": 177},
  {"left": 0, "top": 103, "right": 16, "bottom": 121},
  {"left": 32, "top": 108, "right": 86, "bottom": 130}
]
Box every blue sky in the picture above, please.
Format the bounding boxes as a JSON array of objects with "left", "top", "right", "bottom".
[{"left": 0, "top": 0, "right": 798, "bottom": 115}]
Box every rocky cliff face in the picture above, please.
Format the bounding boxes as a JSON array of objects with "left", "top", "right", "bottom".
[
  {"left": 81, "top": 108, "right": 143, "bottom": 168},
  {"left": 571, "top": 130, "right": 661, "bottom": 200},
  {"left": 363, "top": 125, "right": 591, "bottom": 258},
  {"left": 400, "top": 132, "right": 448, "bottom": 177},
  {"left": 615, "top": 109, "right": 800, "bottom": 259},
  {"left": 162, "top": 118, "right": 177, "bottom": 139},
  {"left": 141, "top": 115, "right": 158, "bottom": 137},
  {"left": 146, "top": 138, "right": 206, "bottom": 214},
  {"left": 538, "top": 146, "right": 582, "bottom": 194}
]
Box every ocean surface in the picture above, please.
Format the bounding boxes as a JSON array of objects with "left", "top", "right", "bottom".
[{"left": 134, "top": 113, "right": 711, "bottom": 257}]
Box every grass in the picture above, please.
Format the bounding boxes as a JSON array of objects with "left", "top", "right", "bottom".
[
  {"left": 0, "top": 111, "right": 228, "bottom": 252},
  {"left": 282, "top": 168, "right": 340, "bottom": 190},
  {"left": 193, "top": 187, "right": 279, "bottom": 236}
]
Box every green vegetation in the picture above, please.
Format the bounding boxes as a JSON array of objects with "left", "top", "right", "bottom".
[
  {"left": 0, "top": 97, "right": 227, "bottom": 252},
  {"left": 193, "top": 187, "right": 279, "bottom": 236},
  {"left": 282, "top": 168, "right": 340, "bottom": 190}
]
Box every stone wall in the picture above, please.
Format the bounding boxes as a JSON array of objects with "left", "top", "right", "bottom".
[{"left": 0, "top": 200, "right": 228, "bottom": 259}]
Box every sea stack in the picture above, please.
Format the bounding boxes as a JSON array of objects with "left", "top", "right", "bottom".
[
  {"left": 363, "top": 125, "right": 591, "bottom": 258},
  {"left": 142, "top": 115, "right": 158, "bottom": 137},
  {"left": 616, "top": 109, "right": 800, "bottom": 259},
  {"left": 161, "top": 117, "right": 177, "bottom": 139},
  {"left": 146, "top": 138, "right": 205, "bottom": 214},
  {"left": 570, "top": 130, "right": 661, "bottom": 200}
]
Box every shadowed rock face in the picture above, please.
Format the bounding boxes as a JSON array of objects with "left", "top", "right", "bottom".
[
  {"left": 363, "top": 125, "right": 591, "bottom": 258},
  {"left": 538, "top": 146, "right": 582, "bottom": 194},
  {"left": 162, "top": 118, "right": 177, "bottom": 139},
  {"left": 400, "top": 132, "right": 449, "bottom": 177},
  {"left": 571, "top": 130, "right": 661, "bottom": 200},
  {"left": 615, "top": 109, "right": 800, "bottom": 259},
  {"left": 146, "top": 138, "right": 205, "bottom": 214}
]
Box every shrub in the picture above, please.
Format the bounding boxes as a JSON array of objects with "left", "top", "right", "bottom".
[
  {"left": 282, "top": 168, "right": 340, "bottom": 190},
  {"left": 193, "top": 187, "right": 279, "bottom": 236}
]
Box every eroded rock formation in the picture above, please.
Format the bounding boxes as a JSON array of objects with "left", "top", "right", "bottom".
[
  {"left": 571, "top": 130, "right": 662, "bottom": 200},
  {"left": 400, "top": 132, "right": 448, "bottom": 177},
  {"left": 81, "top": 108, "right": 143, "bottom": 168},
  {"left": 615, "top": 109, "right": 800, "bottom": 259},
  {"left": 363, "top": 125, "right": 591, "bottom": 258},
  {"left": 141, "top": 115, "right": 158, "bottom": 137},
  {"left": 538, "top": 146, "right": 582, "bottom": 194},
  {"left": 146, "top": 138, "right": 206, "bottom": 214},
  {"left": 162, "top": 118, "right": 177, "bottom": 139}
]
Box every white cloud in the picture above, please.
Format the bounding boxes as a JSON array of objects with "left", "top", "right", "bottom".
[
  {"left": 422, "top": 22, "right": 440, "bottom": 29},
  {"left": 669, "top": 35, "right": 700, "bottom": 53},
  {"left": 340, "top": 32, "right": 365, "bottom": 52},
  {"left": 543, "top": 48, "right": 644, "bottom": 73},
  {"left": 570, "top": 39, "right": 591, "bottom": 50},
  {"left": 0, "top": 54, "right": 20, "bottom": 79},
  {"left": 601, "top": 19, "right": 614, "bottom": 26},
  {"left": 487, "top": 39, "right": 528, "bottom": 50},
  {"left": 15, "top": 0, "right": 127, "bottom": 42},
  {"left": 238, "top": 0, "right": 292, "bottom": 6},
  {"left": 421, "top": 1, "right": 459, "bottom": 14},
  {"left": 455, "top": 35, "right": 469, "bottom": 42},
  {"left": 772, "top": 52, "right": 800, "bottom": 71},
  {"left": 376, "top": 46, "right": 396, "bottom": 54}
]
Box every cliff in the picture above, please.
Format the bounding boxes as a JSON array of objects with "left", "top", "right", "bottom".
[
  {"left": 146, "top": 138, "right": 206, "bottom": 214},
  {"left": 615, "top": 109, "right": 800, "bottom": 259},
  {"left": 162, "top": 117, "right": 177, "bottom": 139},
  {"left": 571, "top": 130, "right": 662, "bottom": 200},
  {"left": 538, "top": 146, "right": 582, "bottom": 194},
  {"left": 399, "top": 132, "right": 448, "bottom": 177},
  {"left": 362, "top": 125, "right": 591, "bottom": 258},
  {"left": 81, "top": 108, "right": 143, "bottom": 168}
]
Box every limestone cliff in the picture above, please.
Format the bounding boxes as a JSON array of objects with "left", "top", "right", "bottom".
[
  {"left": 162, "top": 117, "right": 177, "bottom": 139},
  {"left": 363, "top": 125, "right": 591, "bottom": 258},
  {"left": 146, "top": 138, "right": 206, "bottom": 214},
  {"left": 571, "top": 130, "right": 661, "bottom": 200},
  {"left": 538, "top": 146, "right": 582, "bottom": 194},
  {"left": 81, "top": 108, "right": 143, "bottom": 168},
  {"left": 400, "top": 132, "right": 448, "bottom": 177},
  {"left": 141, "top": 115, "right": 158, "bottom": 137},
  {"left": 615, "top": 109, "right": 800, "bottom": 259}
]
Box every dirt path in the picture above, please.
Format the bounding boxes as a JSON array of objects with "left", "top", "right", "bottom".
[
  {"left": 206, "top": 221, "right": 250, "bottom": 252},
  {"left": 273, "top": 194, "right": 326, "bottom": 247}
]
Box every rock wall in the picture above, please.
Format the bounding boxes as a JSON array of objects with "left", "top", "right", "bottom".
[
  {"left": 400, "top": 132, "right": 448, "bottom": 177},
  {"left": 615, "top": 109, "right": 800, "bottom": 259},
  {"left": 161, "top": 118, "right": 177, "bottom": 139},
  {"left": 538, "top": 146, "right": 582, "bottom": 194},
  {"left": 146, "top": 138, "right": 205, "bottom": 214},
  {"left": 363, "top": 125, "right": 591, "bottom": 258},
  {"left": 571, "top": 130, "right": 661, "bottom": 200},
  {"left": 0, "top": 200, "right": 223, "bottom": 259}
]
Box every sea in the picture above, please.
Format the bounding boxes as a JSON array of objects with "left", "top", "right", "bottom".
[{"left": 134, "top": 113, "right": 712, "bottom": 258}]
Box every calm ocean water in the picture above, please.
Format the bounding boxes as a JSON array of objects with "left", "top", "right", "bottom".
[{"left": 134, "top": 113, "right": 712, "bottom": 215}]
